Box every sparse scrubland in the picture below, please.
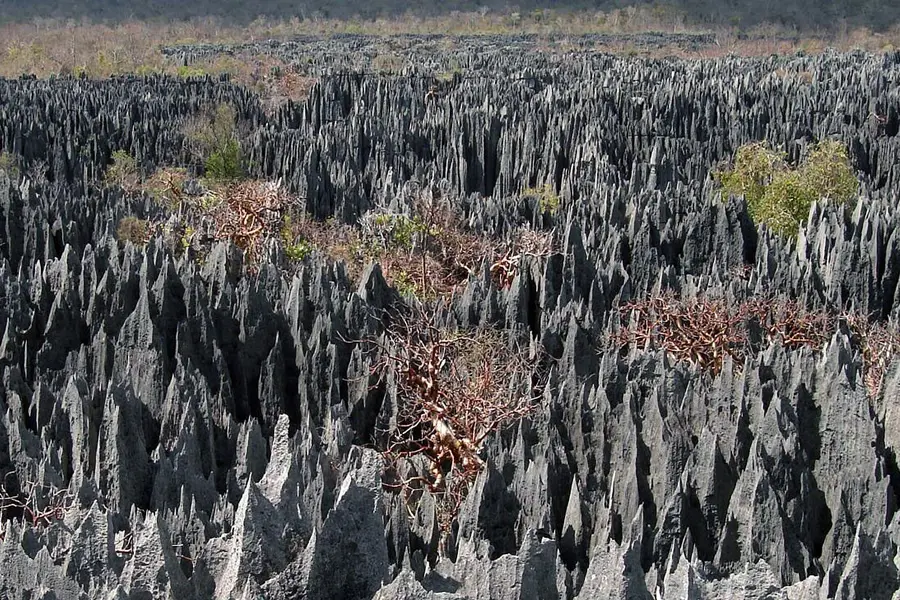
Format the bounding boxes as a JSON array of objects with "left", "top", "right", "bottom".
[{"left": 1, "top": 11, "right": 900, "bottom": 600}]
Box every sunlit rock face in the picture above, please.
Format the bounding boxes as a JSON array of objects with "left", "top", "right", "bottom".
[{"left": 1, "top": 46, "right": 900, "bottom": 599}]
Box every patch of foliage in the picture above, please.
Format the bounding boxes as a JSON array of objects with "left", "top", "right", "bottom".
[
  {"left": 0, "top": 151, "right": 19, "bottom": 179},
  {"left": 366, "top": 212, "right": 437, "bottom": 252},
  {"left": 105, "top": 150, "right": 140, "bottom": 191},
  {"left": 176, "top": 65, "right": 207, "bottom": 78},
  {"left": 392, "top": 269, "right": 422, "bottom": 299},
  {"left": 365, "top": 306, "right": 545, "bottom": 547},
  {"left": 116, "top": 216, "right": 151, "bottom": 246},
  {"left": 372, "top": 53, "right": 404, "bottom": 74},
  {"left": 143, "top": 167, "right": 189, "bottom": 207},
  {"left": 204, "top": 138, "right": 245, "bottom": 182},
  {"left": 524, "top": 183, "right": 561, "bottom": 215},
  {"left": 846, "top": 315, "right": 900, "bottom": 398},
  {"left": 281, "top": 215, "right": 314, "bottom": 262},
  {"left": 616, "top": 291, "right": 900, "bottom": 399},
  {"left": 180, "top": 226, "right": 195, "bottom": 254},
  {"left": 183, "top": 103, "right": 246, "bottom": 182},
  {"left": 715, "top": 140, "right": 858, "bottom": 237}
]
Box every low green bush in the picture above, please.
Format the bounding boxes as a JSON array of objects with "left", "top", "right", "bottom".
[
  {"left": 183, "top": 103, "right": 247, "bottom": 182},
  {"left": 205, "top": 139, "right": 245, "bottom": 182},
  {"left": 716, "top": 140, "right": 858, "bottom": 237},
  {"left": 0, "top": 151, "right": 20, "bottom": 179},
  {"left": 176, "top": 65, "right": 207, "bottom": 78},
  {"left": 524, "top": 183, "right": 560, "bottom": 215},
  {"left": 105, "top": 150, "right": 140, "bottom": 190},
  {"left": 281, "top": 216, "right": 314, "bottom": 261}
]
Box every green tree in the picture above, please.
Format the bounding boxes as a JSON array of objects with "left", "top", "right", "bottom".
[{"left": 716, "top": 140, "right": 858, "bottom": 237}]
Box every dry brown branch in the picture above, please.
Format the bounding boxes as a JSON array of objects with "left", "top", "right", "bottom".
[
  {"left": 846, "top": 314, "right": 900, "bottom": 398},
  {"left": 614, "top": 293, "right": 746, "bottom": 373},
  {"left": 0, "top": 474, "right": 74, "bottom": 541},
  {"left": 363, "top": 306, "right": 541, "bottom": 537},
  {"left": 490, "top": 228, "right": 556, "bottom": 289},
  {"left": 205, "top": 180, "right": 297, "bottom": 263},
  {"left": 742, "top": 298, "right": 834, "bottom": 349},
  {"left": 144, "top": 167, "right": 189, "bottom": 208},
  {"left": 613, "top": 294, "right": 836, "bottom": 374}
]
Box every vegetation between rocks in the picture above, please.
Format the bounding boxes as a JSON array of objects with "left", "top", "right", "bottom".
[
  {"left": 112, "top": 139, "right": 558, "bottom": 300},
  {"left": 0, "top": 475, "right": 73, "bottom": 544},
  {"left": 715, "top": 140, "right": 859, "bottom": 237},
  {"left": 355, "top": 305, "right": 546, "bottom": 545},
  {"left": 614, "top": 292, "right": 900, "bottom": 397}
]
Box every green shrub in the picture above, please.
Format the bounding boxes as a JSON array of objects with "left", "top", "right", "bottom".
[
  {"left": 364, "top": 212, "right": 436, "bottom": 253},
  {"left": 755, "top": 171, "right": 817, "bottom": 237},
  {"left": 0, "top": 151, "right": 20, "bottom": 179},
  {"left": 393, "top": 269, "right": 421, "bottom": 298},
  {"left": 105, "top": 150, "right": 140, "bottom": 190},
  {"left": 180, "top": 226, "right": 195, "bottom": 254},
  {"left": 716, "top": 140, "right": 858, "bottom": 237},
  {"left": 284, "top": 240, "right": 313, "bottom": 262},
  {"left": 281, "top": 216, "right": 314, "bottom": 261},
  {"left": 524, "top": 183, "right": 561, "bottom": 214},
  {"left": 176, "top": 65, "right": 207, "bottom": 78},
  {"left": 715, "top": 142, "right": 783, "bottom": 208},
  {"left": 204, "top": 139, "right": 245, "bottom": 181},
  {"left": 117, "top": 216, "right": 151, "bottom": 246},
  {"left": 183, "top": 103, "right": 246, "bottom": 181},
  {"left": 801, "top": 140, "right": 858, "bottom": 203}
]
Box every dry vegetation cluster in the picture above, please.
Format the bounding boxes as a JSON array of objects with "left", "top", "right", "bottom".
[
  {"left": 358, "top": 307, "right": 544, "bottom": 537},
  {"left": 614, "top": 293, "right": 900, "bottom": 397},
  {"left": 110, "top": 102, "right": 558, "bottom": 300},
  {"left": 0, "top": 22, "right": 315, "bottom": 105},
  {"left": 104, "top": 102, "right": 559, "bottom": 535}
]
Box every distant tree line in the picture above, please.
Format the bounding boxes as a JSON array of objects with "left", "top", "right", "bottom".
[{"left": 0, "top": 0, "right": 897, "bottom": 33}]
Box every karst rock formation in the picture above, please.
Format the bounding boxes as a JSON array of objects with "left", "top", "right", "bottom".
[{"left": 1, "top": 40, "right": 900, "bottom": 599}]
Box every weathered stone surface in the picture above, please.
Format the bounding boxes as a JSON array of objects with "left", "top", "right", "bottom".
[{"left": 0, "top": 46, "right": 899, "bottom": 599}]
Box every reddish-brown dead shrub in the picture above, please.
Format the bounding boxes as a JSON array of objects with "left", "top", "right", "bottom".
[
  {"left": 361, "top": 307, "right": 541, "bottom": 538},
  {"left": 125, "top": 170, "right": 555, "bottom": 298},
  {"left": 614, "top": 293, "right": 900, "bottom": 397},
  {"left": 202, "top": 180, "right": 298, "bottom": 263},
  {"left": 490, "top": 228, "right": 556, "bottom": 289},
  {"left": 0, "top": 475, "right": 73, "bottom": 541},
  {"left": 846, "top": 315, "right": 900, "bottom": 398},
  {"left": 613, "top": 294, "right": 835, "bottom": 374},
  {"left": 741, "top": 298, "right": 835, "bottom": 349}
]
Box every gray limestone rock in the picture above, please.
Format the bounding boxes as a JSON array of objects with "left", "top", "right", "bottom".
[{"left": 0, "top": 47, "right": 899, "bottom": 599}]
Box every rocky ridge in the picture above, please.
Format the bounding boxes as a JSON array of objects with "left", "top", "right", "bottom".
[{"left": 0, "top": 48, "right": 899, "bottom": 598}]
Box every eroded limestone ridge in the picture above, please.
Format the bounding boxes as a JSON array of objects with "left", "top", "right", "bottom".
[{"left": 0, "top": 49, "right": 899, "bottom": 599}]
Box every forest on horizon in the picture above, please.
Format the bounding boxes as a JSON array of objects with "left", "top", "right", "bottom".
[{"left": 0, "top": 0, "right": 896, "bottom": 33}]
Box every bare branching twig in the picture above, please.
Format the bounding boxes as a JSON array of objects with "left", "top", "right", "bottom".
[
  {"left": 0, "top": 474, "right": 74, "bottom": 541},
  {"left": 613, "top": 293, "right": 900, "bottom": 398},
  {"left": 359, "top": 306, "right": 542, "bottom": 538}
]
